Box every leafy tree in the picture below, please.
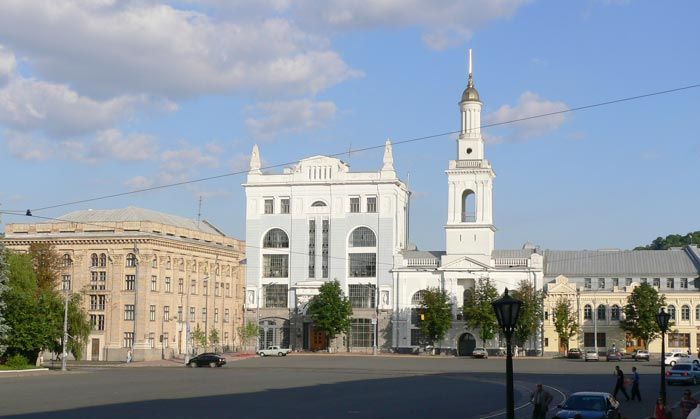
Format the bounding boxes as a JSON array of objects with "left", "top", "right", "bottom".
[
  {"left": 635, "top": 231, "right": 700, "bottom": 250},
  {"left": 28, "top": 243, "right": 63, "bottom": 291},
  {"left": 209, "top": 329, "right": 220, "bottom": 350},
  {"left": 237, "top": 321, "right": 260, "bottom": 351},
  {"left": 191, "top": 324, "right": 206, "bottom": 350},
  {"left": 0, "top": 242, "right": 9, "bottom": 356},
  {"left": 307, "top": 280, "right": 352, "bottom": 350},
  {"left": 463, "top": 278, "right": 499, "bottom": 346},
  {"left": 512, "top": 280, "right": 546, "bottom": 348},
  {"left": 620, "top": 283, "right": 667, "bottom": 348},
  {"left": 553, "top": 298, "right": 579, "bottom": 353},
  {"left": 418, "top": 288, "right": 453, "bottom": 349}
]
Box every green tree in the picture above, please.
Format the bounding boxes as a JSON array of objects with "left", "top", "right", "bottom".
[
  {"left": 191, "top": 324, "right": 206, "bottom": 351},
  {"left": 635, "top": 231, "right": 700, "bottom": 250},
  {"left": 511, "top": 280, "right": 546, "bottom": 348},
  {"left": 463, "top": 278, "right": 499, "bottom": 346},
  {"left": 307, "top": 280, "right": 352, "bottom": 350},
  {"left": 209, "top": 329, "right": 220, "bottom": 350},
  {"left": 620, "top": 283, "right": 667, "bottom": 348},
  {"left": 237, "top": 320, "right": 260, "bottom": 351},
  {"left": 28, "top": 243, "right": 63, "bottom": 291},
  {"left": 552, "top": 297, "right": 579, "bottom": 353},
  {"left": 418, "top": 288, "right": 453, "bottom": 349},
  {"left": 0, "top": 242, "right": 9, "bottom": 356}
]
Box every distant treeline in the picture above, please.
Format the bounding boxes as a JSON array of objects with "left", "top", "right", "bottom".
[{"left": 635, "top": 231, "right": 700, "bottom": 250}]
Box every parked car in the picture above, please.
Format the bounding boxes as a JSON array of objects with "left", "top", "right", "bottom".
[
  {"left": 258, "top": 346, "right": 292, "bottom": 357},
  {"left": 633, "top": 349, "right": 650, "bottom": 361},
  {"left": 567, "top": 348, "right": 582, "bottom": 359},
  {"left": 666, "top": 363, "right": 700, "bottom": 385},
  {"left": 553, "top": 391, "right": 621, "bottom": 419},
  {"left": 606, "top": 350, "right": 622, "bottom": 362},
  {"left": 472, "top": 347, "right": 488, "bottom": 359},
  {"left": 187, "top": 353, "right": 226, "bottom": 368},
  {"left": 584, "top": 350, "right": 599, "bottom": 362},
  {"left": 664, "top": 352, "right": 699, "bottom": 366}
]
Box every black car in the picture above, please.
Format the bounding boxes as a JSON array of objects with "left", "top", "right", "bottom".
[
  {"left": 187, "top": 353, "right": 226, "bottom": 368},
  {"left": 567, "top": 348, "right": 582, "bottom": 359}
]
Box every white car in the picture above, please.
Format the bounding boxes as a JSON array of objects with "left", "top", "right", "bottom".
[
  {"left": 472, "top": 347, "right": 488, "bottom": 359},
  {"left": 664, "top": 352, "right": 699, "bottom": 366},
  {"left": 258, "top": 346, "right": 291, "bottom": 357},
  {"left": 584, "top": 350, "right": 599, "bottom": 361}
]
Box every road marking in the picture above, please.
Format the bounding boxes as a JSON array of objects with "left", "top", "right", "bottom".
[{"left": 479, "top": 382, "right": 566, "bottom": 419}]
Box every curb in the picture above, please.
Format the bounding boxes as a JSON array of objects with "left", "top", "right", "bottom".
[{"left": 0, "top": 368, "right": 49, "bottom": 374}]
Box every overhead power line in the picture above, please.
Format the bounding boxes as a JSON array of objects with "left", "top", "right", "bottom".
[{"left": 6, "top": 82, "right": 700, "bottom": 214}]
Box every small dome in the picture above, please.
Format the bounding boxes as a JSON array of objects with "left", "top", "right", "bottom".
[{"left": 461, "top": 86, "right": 480, "bottom": 102}]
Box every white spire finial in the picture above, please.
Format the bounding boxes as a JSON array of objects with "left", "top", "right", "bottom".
[
  {"left": 469, "top": 49, "right": 472, "bottom": 76},
  {"left": 382, "top": 138, "right": 394, "bottom": 171},
  {"left": 250, "top": 144, "right": 261, "bottom": 174}
]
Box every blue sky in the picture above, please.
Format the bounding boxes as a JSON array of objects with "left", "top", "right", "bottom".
[{"left": 0, "top": 0, "right": 698, "bottom": 251}]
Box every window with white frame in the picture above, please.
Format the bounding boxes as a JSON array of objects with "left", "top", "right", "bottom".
[
  {"left": 264, "top": 284, "right": 288, "bottom": 308},
  {"left": 263, "top": 255, "right": 289, "bottom": 278},
  {"left": 350, "top": 197, "right": 360, "bottom": 213},
  {"left": 612, "top": 278, "right": 619, "bottom": 287},
  {"left": 178, "top": 278, "right": 184, "bottom": 293},
  {"left": 366, "top": 197, "right": 377, "bottom": 213},
  {"left": 696, "top": 305, "right": 700, "bottom": 321},
  {"left": 125, "top": 304, "right": 135, "bottom": 321},
  {"left": 308, "top": 219, "right": 316, "bottom": 278},
  {"left": 178, "top": 306, "right": 183, "bottom": 321},
  {"left": 152, "top": 258, "right": 158, "bottom": 268},
  {"left": 151, "top": 275, "right": 158, "bottom": 291},
  {"left": 91, "top": 253, "right": 99, "bottom": 267},
  {"left": 63, "top": 253, "right": 72, "bottom": 267},
  {"left": 597, "top": 305, "right": 606, "bottom": 320},
  {"left": 625, "top": 278, "right": 633, "bottom": 286},
  {"left": 90, "top": 295, "right": 98, "bottom": 310},
  {"left": 203, "top": 280, "right": 208, "bottom": 296},
  {"left": 148, "top": 332, "right": 155, "bottom": 349},
  {"left": 224, "top": 309, "right": 230, "bottom": 323},
  {"left": 62, "top": 275, "right": 71, "bottom": 291},
  {"left": 263, "top": 229, "right": 289, "bottom": 248},
  {"left": 264, "top": 198, "right": 274, "bottom": 214},
  {"left": 123, "top": 332, "right": 134, "bottom": 348},
  {"left": 349, "top": 227, "right": 377, "bottom": 247},
  {"left": 411, "top": 290, "right": 427, "bottom": 306},
  {"left": 584, "top": 278, "right": 591, "bottom": 289},
  {"left": 165, "top": 277, "right": 171, "bottom": 293},
  {"left": 190, "top": 307, "right": 195, "bottom": 321},
  {"left": 214, "top": 308, "right": 219, "bottom": 323},
  {"left": 641, "top": 278, "right": 648, "bottom": 284},
  {"left": 191, "top": 279, "right": 197, "bottom": 294},
  {"left": 667, "top": 278, "right": 675, "bottom": 289},
  {"left": 597, "top": 278, "right": 605, "bottom": 289},
  {"left": 681, "top": 278, "right": 689, "bottom": 289},
  {"left": 126, "top": 253, "right": 137, "bottom": 267},
  {"left": 583, "top": 304, "right": 592, "bottom": 320},
  {"left": 653, "top": 278, "right": 661, "bottom": 287},
  {"left": 280, "top": 198, "right": 290, "bottom": 214},
  {"left": 99, "top": 253, "right": 107, "bottom": 267},
  {"left": 349, "top": 318, "right": 374, "bottom": 348},
  {"left": 149, "top": 305, "right": 156, "bottom": 321},
  {"left": 348, "top": 253, "right": 376, "bottom": 277},
  {"left": 682, "top": 305, "right": 690, "bottom": 321},
  {"left": 163, "top": 332, "right": 169, "bottom": 348},
  {"left": 164, "top": 306, "right": 170, "bottom": 321},
  {"left": 202, "top": 308, "right": 207, "bottom": 320},
  {"left": 125, "top": 275, "right": 135, "bottom": 291},
  {"left": 322, "top": 220, "right": 329, "bottom": 278},
  {"left": 349, "top": 284, "right": 376, "bottom": 308},
  {"left": 668, "top": 305, "right": 676, "bottom": 320},
  {"left": 611, "top": 305, "right": 620, "bottom": 320}
]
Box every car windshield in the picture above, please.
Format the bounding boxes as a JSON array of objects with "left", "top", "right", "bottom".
[
  {"left": 564, "top": 395, "right": 606, "bottom": 411},
  {"left": 673, "top": 364, "right": 692, "bottom": 371},
  {"left": 474, "top": 348, "right": 484, "bottom": 351}
]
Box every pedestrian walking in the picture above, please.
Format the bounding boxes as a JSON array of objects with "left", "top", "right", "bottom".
[
  {"left": 530, "top": 383, "right": 552, "bottom": 419},
  {"left": 630, "top": 366, "right": 641, "bottom": 401},
  {"left": 126, "top": 349, "right": 132, "bottom": 363},
  {"left": 613, "top": 365, "right": 630, "bottom": 401},
  {"left": 655, "top": 398, "right": 669, "bottom": 419},
  {"left": 681, "top": 390, "right": 699, "bottom": 419}
]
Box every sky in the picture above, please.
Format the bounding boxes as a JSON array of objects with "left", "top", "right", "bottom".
[{"left": 0, "top": 0, "right": 699, "bottom": 252}]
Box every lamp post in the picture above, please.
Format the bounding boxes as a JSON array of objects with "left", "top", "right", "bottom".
[
  {"left": 492, "top": 288, "right": 523, "bottom": 419},
  {"left": 656, "top": 307, "right": 671, "bottom": 404}
]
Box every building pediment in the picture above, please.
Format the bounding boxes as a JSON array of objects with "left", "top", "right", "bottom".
[
  {"left": 438, "top": 255, "right": 491, "bottom": 272},
  {"left": 546, "top": 275, "right": 578, "bottom": 294}
]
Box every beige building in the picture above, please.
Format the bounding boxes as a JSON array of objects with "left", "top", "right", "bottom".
[{"left": 2, "top": 207, "right": 245, "bottom": 361}]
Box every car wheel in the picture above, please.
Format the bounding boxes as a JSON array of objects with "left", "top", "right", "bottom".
[
  {"left": 278, "top": 352, "right": 283, "bottom": 357},
  {"left": 187, "top": 362, "right": 195, "bottom": 368},
  {"left": 259, "top": 352, "right": 265, "bottom": 357},
  {"left": 671, "top": 361, "right": 676, "bottom": 366},
  {"left": 209, "top": 362, "right": 217, "bottom": 368}
]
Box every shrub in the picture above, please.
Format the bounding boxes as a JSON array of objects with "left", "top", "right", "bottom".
[{"left": 6, "top": 354, "right": 29, "bottom": 369}]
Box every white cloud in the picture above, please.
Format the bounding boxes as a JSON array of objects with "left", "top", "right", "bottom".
[
  {"left": 0, "top": 1, "right": 360, "bottom": 98},
  {"left": 161, "top": 145, "right": 220, "bottom": 172},
  {"left": 0, "top": 45, "right": 16, "bottom": 85},
  {"left": 246, "top": 99, "right": 337, "bottom": 140},
  {"left": 485, "top": 92, "right": 569, "bottom": 141},
  {"left": 125, "top": 176, "right": 153, "bottom": 189},
  {"left": 89, "top": 130, "right": 159, "bottom": 162}
]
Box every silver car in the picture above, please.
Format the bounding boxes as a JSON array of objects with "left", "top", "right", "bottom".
[
  {"left": 472, "top": 347, "right": 488, "bottom": 359},
  {"left": 584, "top": 350, "right": 599, "bottom": 362},
  {"left": 667, "top": 363, "right": 700, "bottom": 385}
]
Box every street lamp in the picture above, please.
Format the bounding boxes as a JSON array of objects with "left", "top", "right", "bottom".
[
  {"left": 656, "top": 307, "right": 671, "bottom": 404},
  {"left": 492, "top": 288, "right": 523, "bottom": 419}
]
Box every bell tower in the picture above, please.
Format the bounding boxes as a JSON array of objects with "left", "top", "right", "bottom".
[{"left": 444, "top": 50, "right": 496, "bottom": 264}]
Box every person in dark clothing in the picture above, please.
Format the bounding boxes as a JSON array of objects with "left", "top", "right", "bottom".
[
  {"left": 630, "top": 366, "right": 642, "bottom": 401},
  {"left": 613, "top": 365, "right": 630, "bottom": 401},
  {"left": 530, "top": 383, "right": 553, "bottom": 419}
]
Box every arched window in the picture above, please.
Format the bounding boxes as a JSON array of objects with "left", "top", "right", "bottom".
[
  {"left": 682, "top": 305, "right": 690, "bottom": 321},
  {"left": 668, "top": 305, "right": 676, "bottom": 321},
  {"left": 62, "top": 254, "right": 72, "bottom": 268},
  {"left": 91, "top": 253, "right": 99, "bottom": 267},
  {"left": 126, "top": 253, "right": 137, "bottom": 267},
  {"left": 99, "top": 253, "right": 107, "bottom": 267},
  {"left": 166, "top": 258, "right": 172, "bottom": 269},
  {"left": 311, "top": 201, "right": 327, "bottom": 207},
  {"left": 349, "top": 227, "right": 376, "bottom": 247},
  {"left": 411, "top": 290, "right": 427, "bottom": 305},
  {"left": 611, "top": 305, "right": 620, "bottom": 321},
  {"left": 152, "top": 258, "right": 158, "bottom": 268},
  {"left": 597, "top": 304, "right": 606, "bottom": 320},
  {"left": 263, "top": 229, "right": 289, "bottom": 248},
  {"left": 461, "top": 189, "right": 476, "bottom": 222},
  {"left": 584, "top": 304, "right": 592, "bottom": 320}
]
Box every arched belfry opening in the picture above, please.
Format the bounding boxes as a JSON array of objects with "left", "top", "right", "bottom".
[{"left": 461, "top": 189, "right": 476, "bottom": 222}]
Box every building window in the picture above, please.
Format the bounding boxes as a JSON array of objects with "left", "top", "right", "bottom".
[
  {"left": 681, "top": 278, "right": 689, "bottom": 289},
  {"left": 203, "top": 280, "right": 209, "bottom": 296},
  {"left": 280, "top": 198, "right": 290, "bottom": 214},
  {"left": 91, "top": 253, "right": 99, "bottom": 267},
  {"left": 98, "top": 295, "right": 106, "bottom": 310},
  {"left": 696, "top": 305, "right": 700, "bottom": 321},
  {"left": 202, "top": 308, "right": 207, "bottom": 320},
  {"left": 178, "top": 306, "right": 183, "bottom": 322},
  {"left": 215, "top": 282, "right": 220, "bottom": 297},
  {"left": 668, "top": 305, "right": 676, "bottom": 320},
  {"left": 682, "top": 305, "right": 691, "bottom": 321},
  {"left": 412, "top": 290, "right": 427, "bottom": 306},
  {"left": 669, "top": 333, "right": 690, "bottom": 348},
  {"left": 597, "top": 305, "right": 606, "bottom": 320},
  {"left": 584, "top": 304, "right": 592, "bottom": 320},
  {"left": 164, "top": 306, "right": 170, "bottom": 321},
  {"left": 151, "top": 275, "right": 158, "bottom": 291},
  {"left": 190, "top": 307, "right": 195, "bottom": 321},
  {"left": 349, "top": 318, "right": 374, "bottom": 348},
  {"left": 90, "top": 314, "right": 105, "bottom": 331},
  {"left": 322, "top": 220, "right": 329, "bottom": 278},
  {"left": 63, "top": 254, "right": 72, "bottom": 267},
  {"left": 125, "top": 305, "right": 135, "bottom": 321},
  {"left": 350, "top": 197, "right": 360, "bottom": 213},
  {"left": 625, "top": 278, "right": 633, "bottom": 286},
  {"left": 349, "top": 227, "right": 377, "bottom": 247},
  {"left": 612, "top": 278, "right": 619, "bottom": 287},
  {"left": 214, "top": 308, "right": 219, "bottom": 323},
  {"left": 263, "top": 255, "right": 289, "bottom": 278},
  {"left": 224, "top": 309, "right": 230, "bottom": 323},
  {"left": 62, "top": 275, "right": 71, "bottom": 291},
  {"left": 90, "top": 295, "right": 98, "bottom": 310},
  {"left": 308, "top": 220, "right": 316, "bottom": 278},
  {"left": 163, "top": 332, "right": 169, "bottom": 348},
  {"left": 152, "top": 258, "right": 158, "bottom": 268},
  {"left": 178, "top": 278, "right": 184, "bottom": 294},
  {"left": 348, "top": 253, "right": 376, "bottom": 277},
  {"left": 149, "top": 305, "right": 156, "bottom": 321},
  {"left": 167, "top": 258, "right": 172, "bottom": 269},
  {"left": 366, "top": 197, "right": 377, "bottom": 213},
  {"left": 641, "top": 278, "right": 648, "bottom": 284},
  {"left": 225, "top": 283, "right": 230, "bottom": 297},
  {"left": 545, "top": 338, "right": 549, "bottom": 347},
  {"left": 597, "top": 278, "right": 605, "bottom": 289},
  {"left": 148, "top": 333, "right": 155, "bottom": 349},
  {"left": 653, "top": 278, "right": 660, "bottom": 288},
  {"left": 126, "top": 253, "right": 137, "bottom": 267},
  {"left": 263, "top": 228, "right": 289, "bottom": 248},
  {"left": 583, "top": 332, "right": 606, "bottom": 348},
  {"left": 123, "top": 332, "right": 134, "bottom": 348},
  {"left": 125, "top": 275, "right": 135, "bottom": 291},
  {"left": 667, "top": 278, "right": 675, "bottom": 289},
  {"left": 584, "top": 278, "right": 591, "bottom": 289},
  {"left": 410, "top": 328, "right": 426, "bottom": 346},
  {"left": 349, "top": 284, "right": 376, "bottom": 308},
  {"left": 99, "top": 253, "right": 107, "bottom": 267},
  {"left": 611, "top": 305, "right": 620, "bottom": 321},
  {"left": 264, "top": 284, "right": 288, "bottom": 308},
  {"left": 312, "top": 201, "right": 326, "bottom": 207},
  {"left": 191, "top": 279, "right": 197, "bottom": 294},
  {"left": 165, "top": 277, "right": 171, "bottom": 293},
  {"left": 264, "top": 199, "right": 274, "bottom": 214}
]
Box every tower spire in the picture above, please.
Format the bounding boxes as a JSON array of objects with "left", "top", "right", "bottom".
[
  {"left": 382, "top": 138, "right": 394, "bottom": 172},
  {"left": 249, "top": 144, "right": 261, "bottom": 174},
  {"left": 468, "top": 48, "right": 474, "bottom": 88}
]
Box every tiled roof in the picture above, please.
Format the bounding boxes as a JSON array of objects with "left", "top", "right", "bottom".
[{"left": 542, "top": 249, "right": 699, "bottom": 277}]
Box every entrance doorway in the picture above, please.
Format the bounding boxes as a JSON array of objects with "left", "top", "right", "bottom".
[
  {"left": 457, "top": 333, "right": 476, "bottom": 356},
  {"left": 310, "top": 326, "right": 327, "bottom": 351},
  {"left": 91, "top": 338, "right": 100, "bottom": 360}
]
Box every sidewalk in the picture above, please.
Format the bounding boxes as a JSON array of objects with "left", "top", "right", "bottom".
[{"left": 42, "top": 352, "right": 257, "bottom": 369}]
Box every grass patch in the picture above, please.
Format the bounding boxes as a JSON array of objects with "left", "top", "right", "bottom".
[{"left": 0, "top": 364, "right": 40, "bottom": 370}]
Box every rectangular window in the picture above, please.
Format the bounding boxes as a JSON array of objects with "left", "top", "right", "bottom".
[
  {"left": 203, "top": 280, "right": 209, "bottom": 296},
  {"left": 366, "top": 196, "right": 377, "bottom": 213},
  {"left": 322, "top": 219, "right": 329, "bottom": 278},
  {"left": 545, "top": 338, "right": 549, "bottom": 347},
  {"left": 263, "top": 255, "right": 289, "bottom": 278},
  {"left": 178, "top": 306, "right": 183, "bottom": 321},
  {"left": 90, "top": 295, "right": 98, "bottom": 310},
  {"left": 597, "top": 278, "right": 605, "bottom": 289},
  {"left": 264, "top": 198, "right": 274, "bottom": 214},
  {"left": 583, "top": 332, "right": 606, "bottom": 348},
  {"left": 667, "top": 278, "right": 675, "bottom": 289},
  {"left": 148, "top": 332, "right": 155, "bottom": 349},
  {"left": 62, "top": 275, "right": 71, "bottom": 291},
  {"left": 308, "top": 219, "right": 316, "bottom": 278},
  {"left": 163, "top": 332, "right": 169, "bottom": 348},
  {"left": 669, "top": 333, "right": 690, "bottom": 348},
  {"left": 348, "top": 253, "right": 377, "bottom": 277},
  {"left": 99, "top": 271, "right": 106, "bottom": 290},
  {"left": 190, "top": 307, "right": 195, "bottom": 321},
  {"left": 165, "top": 277, "right": 172, "bottom": 293},
  {"left": 125, "top": 304, "right": 135, "bottom": 321},
  {"left": 215, "top": 282, "right": 220, "bottom": 297},
  {"left": 225, "top": 283, "right": 230, "bottom": 297},
  {"left": 98, "top": 295, "right": 106, "bottom": 311},
  {"left": 125, "top": 275, "right": 135, "bottom": 291},
  {"left": 178, "top": 278, "right": 184, "bottom": 294},
  {"left": 202, "top": 308, "right": 207, "bottom": 320},
  {"left": 584, "top": 278, "right": 591, "bottom": 289},
  {"left": 350, "top": 197, "right": 360, "bottom": 213},
  {"left": 682, "top": 278, "right": 689, "bottom": 289},
  {"left": 641, "top": 278, "right": 648, "bottom": 285},
  {"left": 214, "top": 308, "right": 219, "bottom": 323},
  {"left": 625, "top": 278, "right": 633, "bottom": 286},
  {"left": 164, "top": 306, "right": 170, "bottom": 321},
  {"left": 224, "top": 309, "right": 230, "bottom": 323},
  {"left": 264, "top": 284, "right": 288, "bottom": 308},
  {"left": 191, "top": 279, "right": 197, "bottom": 294},
  {"left": 280, "top": 198, "right": 290, "bottom": 214},
  {"left": 123, "top": 332, "right": 134, "bottom": 348},
  {"left": 349, "top": 318, "right": 374, "bottom": 348},
  {"left": 97, "top": 315, "right": 104, "bottom": 331},
  {"left": 653, "top": 278, "right": 661, "bottom": 287},
  {"left": 612, "top": 278, "right": 619, "bottom": 287},
  {"left": 151, "top": 275, "right": 158, "bottom": 291},
  {"left": 90, "top": 271, "right": 98, "bottom": 290},
  {"left": 349, "top": 284, "right": 376, "bottom": 308},
  {"left": 410, "top": 328, "right": 426, "bottom": 346},
  {"left": 149, "top": 305, "right": 156, "bottom": 321}
]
